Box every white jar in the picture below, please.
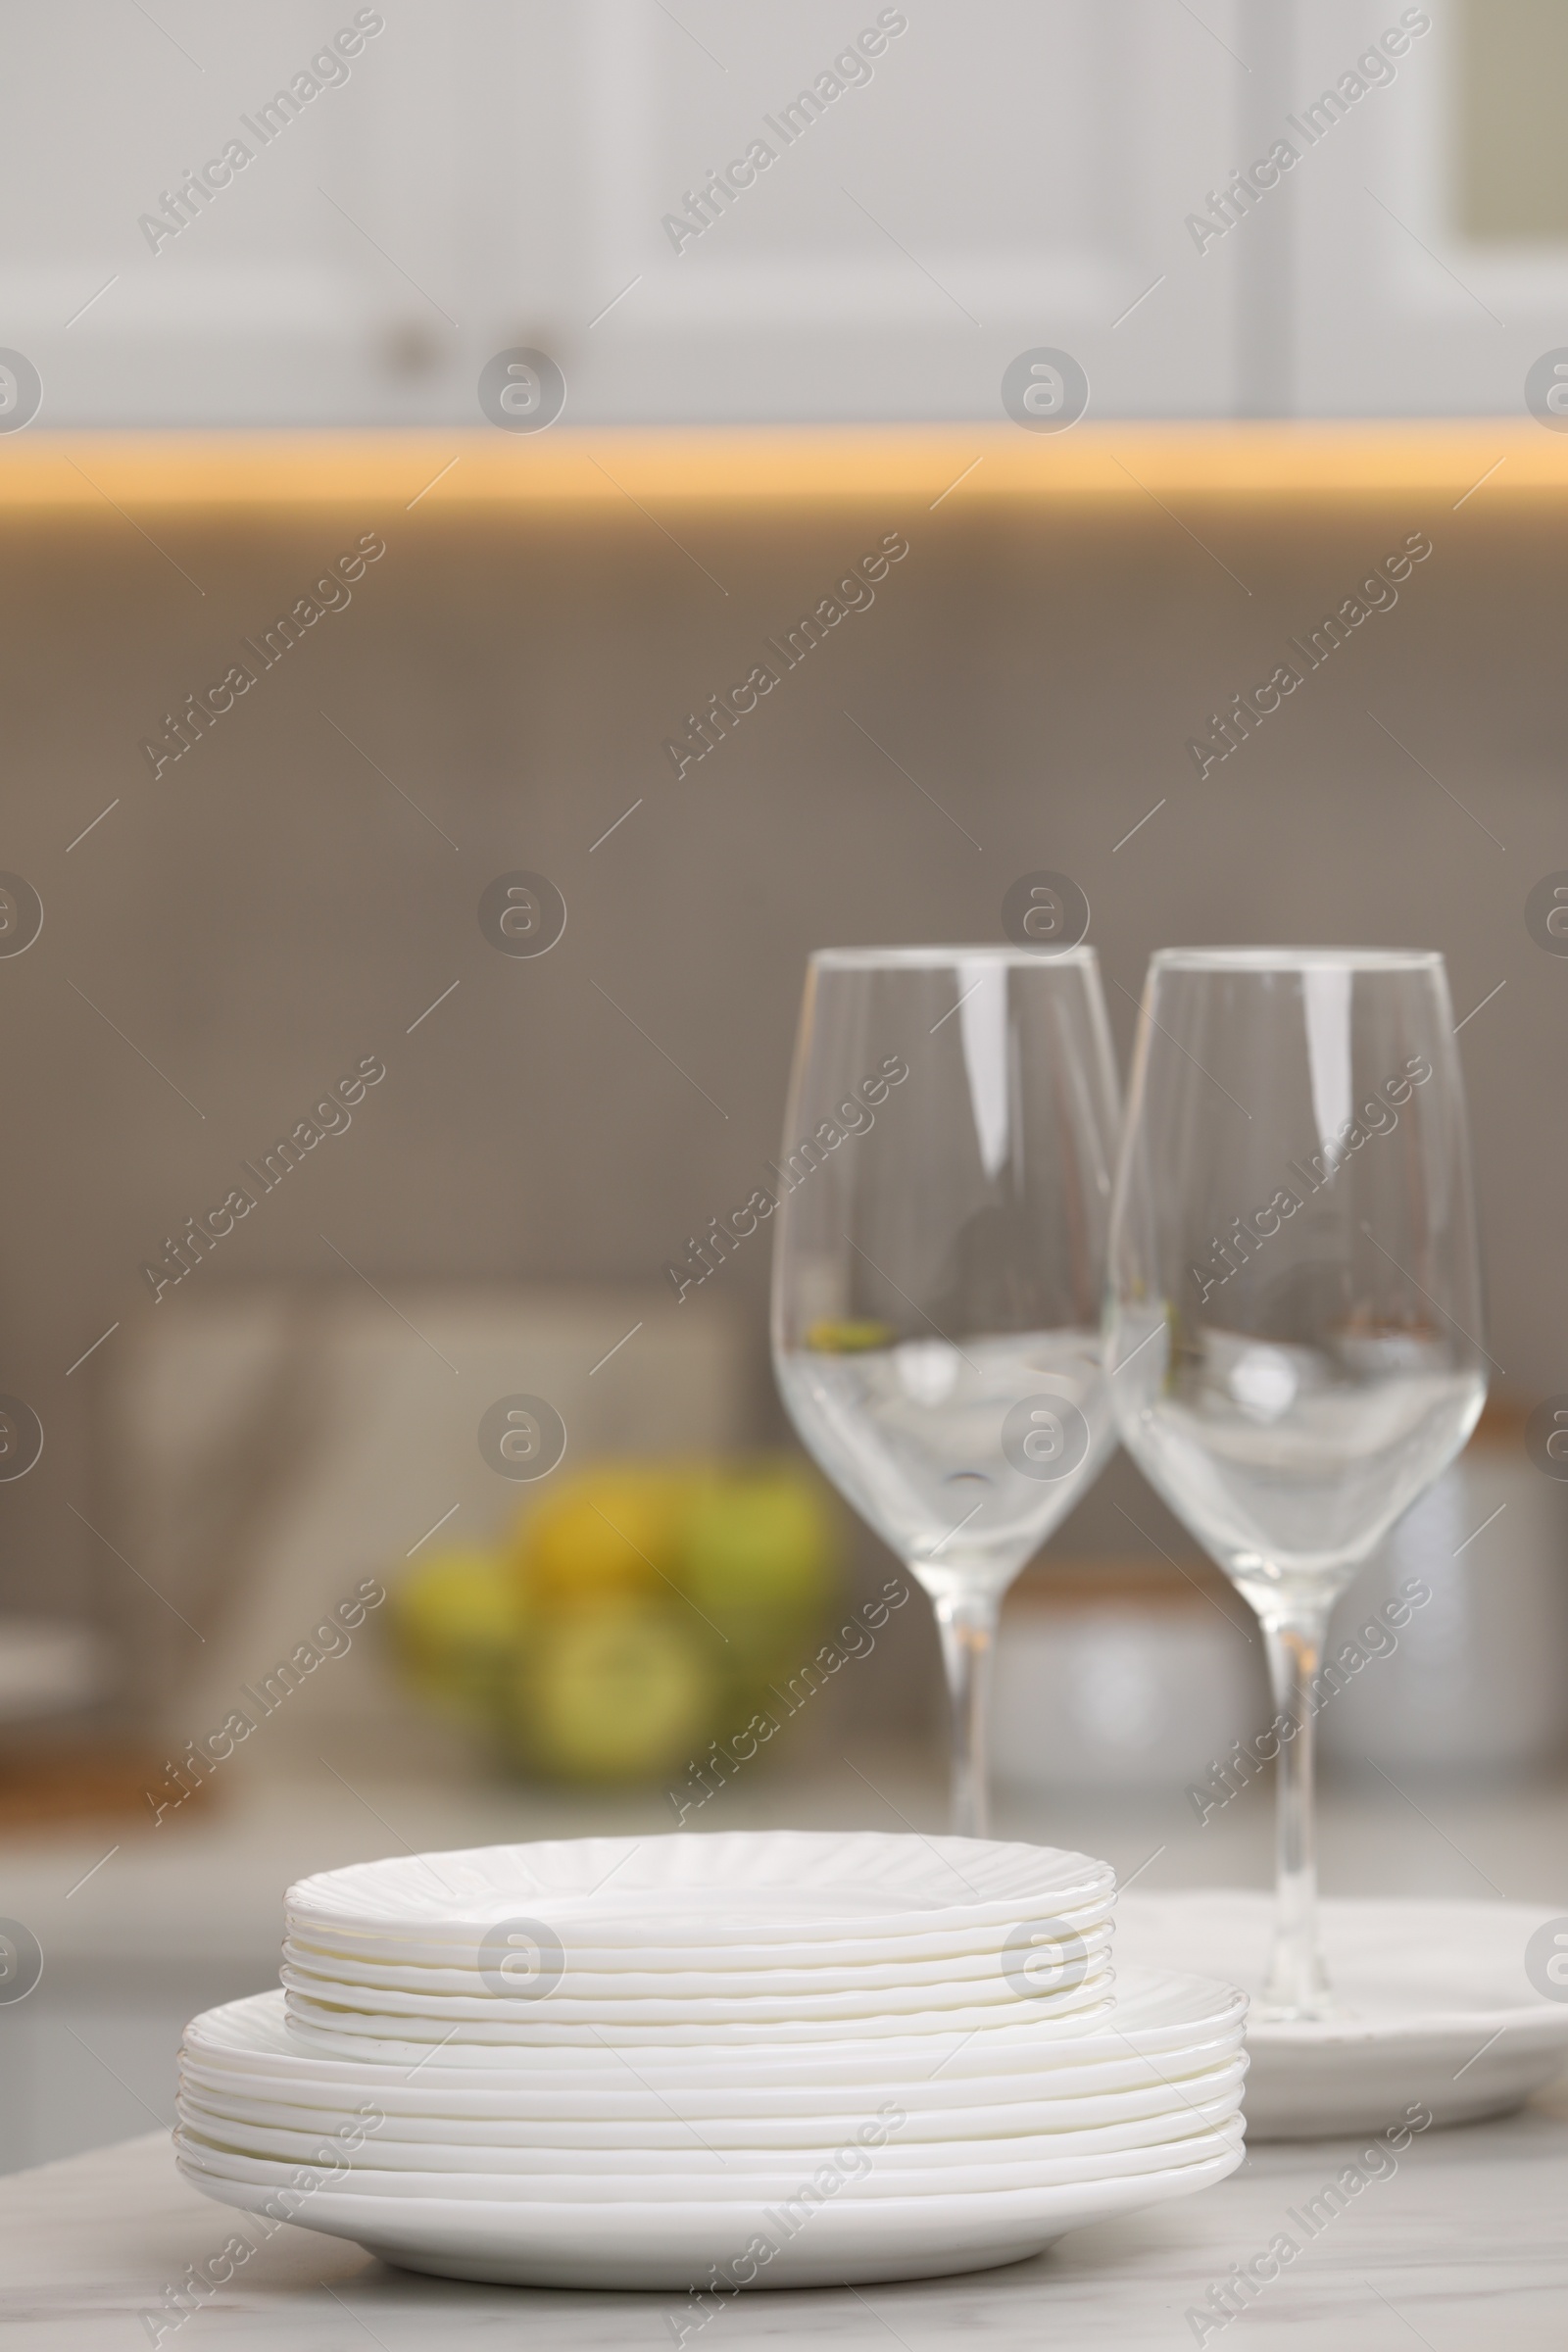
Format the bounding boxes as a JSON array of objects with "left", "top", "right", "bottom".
[
  {"left": 991, "top": 1561, "right": 1262, "bottom": 1791},
  {"left": 1318, "top": 1416, "right": 1568, "bottom": 1778}
]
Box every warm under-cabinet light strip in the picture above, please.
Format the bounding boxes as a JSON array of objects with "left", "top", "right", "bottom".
[{"left": 0, "top": 424, "right": 1556, "bottom": 515}]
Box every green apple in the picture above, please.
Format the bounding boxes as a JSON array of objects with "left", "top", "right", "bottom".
[
  {"left": 389, "top": 1549, "right": 521, "bottom": 1719},
  {"left": 506, "top": 1601, "right": 714, "bottom": 1782},
  {"left": 676, "top": 1467, "right": 838, "bottom": 1666}
]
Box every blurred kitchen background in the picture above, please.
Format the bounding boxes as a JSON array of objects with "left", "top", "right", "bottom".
[{"left": 4, "top": 0, "right": 1568, "bottom": 2170}]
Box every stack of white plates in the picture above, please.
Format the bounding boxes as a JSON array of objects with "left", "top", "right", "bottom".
[{"left": 176, "top": 1832, "right": 1247, "bottom": 2289}]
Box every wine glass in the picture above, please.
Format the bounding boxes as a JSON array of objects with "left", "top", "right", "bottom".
[
  {"left": 1104, "top": 949, "right": 1487, "bottom": 2019},
  {"left": 769, "top": 946, "right": 1122, "bottom": 1838}
]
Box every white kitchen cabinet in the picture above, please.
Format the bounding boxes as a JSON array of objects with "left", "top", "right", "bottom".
[
  {"left": 561, "top": 0, "right": 1247, "bottom": 422},
  {"left": 1, "top": 4, "right": 1557, "bottom": 428},
  {"left": 1281, "top": 0, "right": 1568, "bottom": 416},
  {"left": 0, "top": 2, "right": 548, "bottom": 426},
  {"left": 0, "top": 0, "right": 1246, "bottom": 425}
]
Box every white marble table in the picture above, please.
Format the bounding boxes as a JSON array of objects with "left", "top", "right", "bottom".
[{"left": 4, "top": 2102, "right": 1566, "bottom": 2351}]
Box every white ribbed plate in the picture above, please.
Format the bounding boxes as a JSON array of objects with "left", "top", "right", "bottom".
[
  {"left": 182, "top": 1976, "right": 1245, "bottom": 2094},
  {"left": 1117, "top": 1891, "right": 1568, "bottom": 2138},
  {"left": 177, "top": 2092, "right": 1243, "bottom": 2175},
  {"left": 279, "top": 1968, "right": 1116, "bottom": 2052},
  {"left": 175, "top": 2147, "right": 1245, "bottom": 2288},
  {"left": 175, "top": 2113, "right": 1244, "bottom": 2200},
  {"left": 174, "top": 2050, "right": 1249, "bottom": 2149},
  {"left": 285, "top": 1831, "right": 1116, "bottom": 1959},
  {"left": 278, "top": 1908, "right": 1112, "bottom": 2003}
]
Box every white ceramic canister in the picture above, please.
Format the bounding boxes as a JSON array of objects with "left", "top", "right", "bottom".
[{"left": 1318, "top": 1411, "right": 1568, "bottom": 1778}]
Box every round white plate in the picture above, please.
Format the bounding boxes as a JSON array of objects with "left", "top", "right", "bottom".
[
  {"left": 282, "top": 1886, "right": 1118, "bottom": 1979},
  {"left": 280, "top": 1968, "right": 1116, "bottom": 2051},
  {"left": 176, "top": 2052, "right": 1249, "bottom": 2148},
  {"left": 286, "top": 1832, "right": 1116, "bottom": 1956},
  {"left": 177, "top": 2085, "right": 1243, "bottom": 2173},
  {"left": 278, "top": 1919, "right": 1114, "bottom": 2013},
  {"left": 180, "top": 2028, "right": 1248, "bottom": 2133},
  {"left": 175, "top": 2112, "right": 1244, "bottom": 2202},
  {"left": 175, "top": 2145, "right": 1244, "bottom": 2287},
  {"left": 1116, "top": 1891, "right": 1568, "bottom": 2137},
  {"left": 278, "top": 1937, "right": 1114, "bottom": 2032},
  {"left": 182, "top": 1978, "right": 1246, "bottom": 2097},
  {"left": 179, "top": 2034, "right": 1246, "bottom": 2132}
]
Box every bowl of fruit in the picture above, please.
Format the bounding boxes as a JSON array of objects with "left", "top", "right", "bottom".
[{"left": 387, "top": 1458, "right": 841, "bottom": 1786}]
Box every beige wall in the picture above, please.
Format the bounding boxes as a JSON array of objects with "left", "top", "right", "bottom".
[{"left": 2, "top": 481, "right": 1557, "bottom": 1709}]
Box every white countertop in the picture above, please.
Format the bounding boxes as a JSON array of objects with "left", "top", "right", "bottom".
[{"left": 5, "top": 2102, "right": 1567, "bottom": 2350}]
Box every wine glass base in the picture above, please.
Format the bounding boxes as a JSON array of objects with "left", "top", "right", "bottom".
[
  {"left": 1258, "top": 1957, "right": 1337, "bottom": 2026},
  {"left": 1254, "top": 1996, "right": 1340, "bottom": 2026}
]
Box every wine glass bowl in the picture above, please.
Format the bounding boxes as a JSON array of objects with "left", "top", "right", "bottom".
[
  {"left": 1105, "top": 948, "right": 1487, "bottom": 2019},
  {"left": 770, "top": 946, "right": 1121, "bottom": 1837}
]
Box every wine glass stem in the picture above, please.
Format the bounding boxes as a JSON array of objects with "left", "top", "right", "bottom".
[
  {"left": 933, "top": 1592, "right": 997, "bottom": 1840},
  {"left": 1260, "top": 1604, "right": 1335, "bottom": 2020}
]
